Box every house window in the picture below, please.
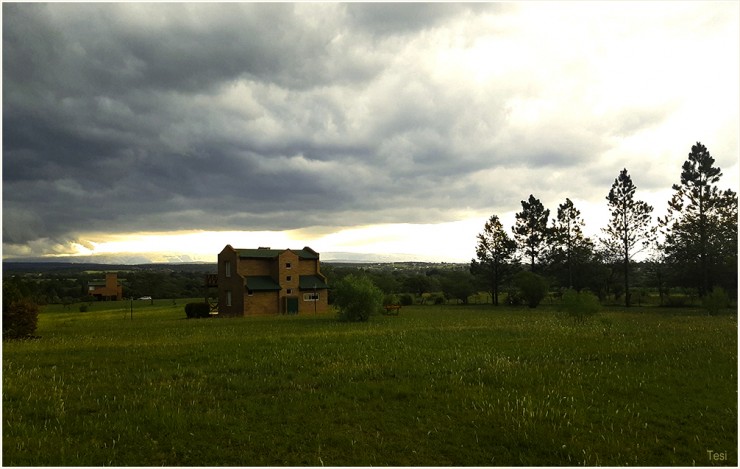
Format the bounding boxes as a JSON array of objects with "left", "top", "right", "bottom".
[
  {"left": 286, "top": 262, "right": 292, "bottom": 269},
  {"left": 247, "top": 289, "right": 254, "bottom": 296},
  {"left": 225, "top": 261, "right": 231, "bottom": 277},
  {"left": 226, "top": 290, "right": 232, "bottom": 307},
  {"left": 286, "top": 289, "right": 293, "bottom": 295},
  {"left": 303, "top": 292, "right": 320, "bottom": 302},
  {"left": 286, "top": 275, "right": 292, "bottom": 282}
]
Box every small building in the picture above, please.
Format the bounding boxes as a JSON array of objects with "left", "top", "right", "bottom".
[
  {"left": 217, "top": 245, "right": 329, "bottom": 316},
  {"left": 87, "top": 273, "right": 123, "bottom": 301}
]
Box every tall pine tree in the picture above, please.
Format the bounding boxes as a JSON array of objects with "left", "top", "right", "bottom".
[
  {"left": 602, "top": 168, "right": 654, "bottom": 306},
  {"left": 548, "top": 198, "right": 594, "bottom": 289},
  {"left": 659, "top": 142, "right": 738, "bottom": 296},
  {"left": 513, "top": 194, "right": 550, "bottom": 272},
  {"left": 472, "top": 215, "right": 517, "bottom": 306}
]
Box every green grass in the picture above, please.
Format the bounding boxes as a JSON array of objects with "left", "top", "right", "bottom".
[{"left": 3, "top": 300, "right": 737, "bottom": 466}]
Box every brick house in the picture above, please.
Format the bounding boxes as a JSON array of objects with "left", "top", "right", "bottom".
[
  {"left": 217, "top": 245, "right": 329, "bottom": 316},
  {"left": 87, "top": 273, "right": 123, "bottom": 301}
]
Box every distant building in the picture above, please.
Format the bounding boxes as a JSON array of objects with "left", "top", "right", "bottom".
[
  {"left": 87, "top": 273, "right": 123, "bottom": 301},
  {"left": 217, "top": 245, "right": 329, "bottom": 316}
]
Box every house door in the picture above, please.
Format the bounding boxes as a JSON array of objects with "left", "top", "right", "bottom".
[{"left": 286, "top": 297, "right": 299, "bottom": 315}]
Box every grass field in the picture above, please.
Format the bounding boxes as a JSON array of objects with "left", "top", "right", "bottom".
[{"left": 3, "top": 300, "right": 737, "bottom": 466}]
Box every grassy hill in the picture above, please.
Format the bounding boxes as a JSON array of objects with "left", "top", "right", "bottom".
[{"left": 3, "top": 300, "right": 737, "bottom": 466}]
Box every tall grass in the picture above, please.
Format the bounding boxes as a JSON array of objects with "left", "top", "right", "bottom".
[{"left": 3, "top": 300, "right": 737, "bottom": 466}]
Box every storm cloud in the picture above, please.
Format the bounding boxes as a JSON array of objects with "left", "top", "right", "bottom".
[{"left": 3, "top": 2, "right": 738, "bottom": 259}]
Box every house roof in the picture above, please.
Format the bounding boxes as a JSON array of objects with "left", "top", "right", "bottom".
[
  {"left": 245, "top": 276, "right": 282, "bottom": 291},
  {"left": 236, "top": 247, "right": 319, "bottom": 260},
  {"left": 299, "top": 275, "right": 329, "bottom": 290}
]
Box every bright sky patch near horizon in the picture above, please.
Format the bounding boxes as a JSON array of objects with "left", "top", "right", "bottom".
[{"left": 3, "top": 2, "right": 739, "bottom": 263}]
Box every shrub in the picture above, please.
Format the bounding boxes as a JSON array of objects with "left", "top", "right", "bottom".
[
  {"left": 3, "top": 299, "right": 39, "bottom": 339},
  {"left": 703, "top": 287, "right": 729, "bottom": 315},
  {"left": 79, "top": 305, "right": 88, "bottom": 313},
  {"left": 513, "top": 271, "right": 549, "bottom": 308},
  {"left": 334, "top": 274, "right": 383, "bottom": 322},
  {"left": 561, "top": 289, "right": 601, "bottom": 323},
  {"left": 505, "top": 289, "right": 524, "bottom": 306},
  {"left": 433, "top": 295, "right": 445, "bottom": 305},
  {"left": 185, "top": 302, "right": 211, "bottom": 319},
  {"left": 399, "top": 294, "right": 414, "bottom": 306},
  {"left": 383, "top": 294, "right": 400, "bottom": 306}
]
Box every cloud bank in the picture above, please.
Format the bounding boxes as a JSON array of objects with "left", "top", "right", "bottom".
[{"left": 3, "top": 2, "right": 738, "bottom": 259}]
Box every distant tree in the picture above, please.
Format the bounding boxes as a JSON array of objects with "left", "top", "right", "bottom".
[
  {"left": 439, "top": 270, "right": 477, "bottom": 304},
  {"left": 659, "top": 142, "right": 738, "bottom": 297},
  {"left": 513, "top": 195, "right": 550, "bottom": 272},
  {"left": 402, "top": 274, "right": 436, "bottom": 303},
  {"left": 334, "top": 274, "right": 383, "bottom": 322},
  {"left": 547, "top": 198, "right": 594, "bottom": 289},
  {"left": 472, "top": 215, "right": 518, "bottom": 306},
  {"left": 602, "top": 168, "right": 655, "bottom": 307}
]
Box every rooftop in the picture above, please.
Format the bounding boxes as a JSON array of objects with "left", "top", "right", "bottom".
[{"left": 236, "top": 247, "right": 319, "bottom": 260}]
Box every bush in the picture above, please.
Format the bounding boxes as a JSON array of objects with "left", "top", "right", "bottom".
[
  {"left": 703, "top": 287, "right": 730, "bottom": 315},
  {"left": 513, "top": 271, "right": 549, "bottom": 308},
  {"left": 3, "top": 299, "right": 39, "bottom": 339},
  {"left": 383, "top": 294, "right": 400, "bottom": 306},
  {"left": 561, "top": 289, "right": 601, "bottom": 323},
  {"left": 334, "top": 275, "right": 383, "bottom": 322},
  {"left": 79, "top": 305, "right": 88, "bottom": 313},
  {"left": 399, "top": 294, "right": 414, "bottom": 306},
  {"left": 185, "top": 302, "right": 211, "bottom": 319},
  {"left": 505, "top": 289, "right": 524, "bottom": 306}
]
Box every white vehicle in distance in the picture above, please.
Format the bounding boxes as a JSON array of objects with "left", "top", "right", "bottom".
[{"left": 138, "top": 296, "right": 152, "bottom": 300}]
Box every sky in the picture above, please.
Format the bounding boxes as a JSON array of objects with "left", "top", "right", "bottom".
[{"left": 3, "top": 2, "right": 739, "bottom": 263}]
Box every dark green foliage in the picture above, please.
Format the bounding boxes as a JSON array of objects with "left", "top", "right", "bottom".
[
  {"left": 560, "top": 289, "right": 601, "bottom": 322},
  {"left": 79, "top": 305, "right": 88, "bottom": 313},
  {"left": 513, "top": 271, "right": 549, "bottom": 308},
  {"left": 703, "top": 287, "right": 730, "bottom": 315},
  {"left": 402, "top": 274, "right": 435, "bottom": 298},
  {"left": 473, "top": 214, "right": 518, "bottom": 305},
  {"left": 438, "top": 270, "right": 476, "bottom": 304},
  {"left": 505, "top": 288, "right": 524, "bottom": 306},
  {"left": 513, "top": 195, "right": 551, "bottom": 271},
  {"left": 334, "top": 274, "right": 383, "bottom": 322},
  {"left": 3, "top": 299, "right": 39, "bottom": 339},
  {"left": 185, "top": 302, "right": 211, "bottom": 319},
  {"left": 382, "top": 294, "right": 400, "bottom": 306},
  {"left": 660, "top": 142, "right": 738, "bottom": 298},
  {"left": 399, "top": 294, "right": 414, "bottom": 306},
  {"left": 602, "top": 168, "right": 655, "bottom": 306},
  {"left": 547, "top": 198, "right": 595, "bottom": 290},
  {"left": 3, "top": 281, "right": 39, "bottom": 339}
]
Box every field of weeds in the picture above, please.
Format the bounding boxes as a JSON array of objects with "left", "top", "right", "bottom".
[{"left": 3, "top": 300, "right": 737, "bottom": 466}]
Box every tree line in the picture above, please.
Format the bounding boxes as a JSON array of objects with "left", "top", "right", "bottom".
[{"left": 473, "top": 142, "right": 737, "bottom": 307}]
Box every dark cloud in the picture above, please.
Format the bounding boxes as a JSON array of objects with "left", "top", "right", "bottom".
[
  {"left": 345, "top": 3, "right": 484, "bottom": 36},
  {"left": 3, "top": 3, "right": 737, "bottom": 257}
]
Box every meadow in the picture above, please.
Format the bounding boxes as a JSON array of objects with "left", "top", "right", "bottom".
[{"left": 3, "top": 299, "right": 737, "bottom": 466}]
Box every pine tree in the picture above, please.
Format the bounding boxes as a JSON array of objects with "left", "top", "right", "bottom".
[
  {"left": 548, "top": 198, "right": 594, "bottom": 289},
  {"left": 472, "top": 215, "right": 517, "bottom": 306},
  {"left": 513, "top": 194, "right": 550, "bottom": 272},
  {"left": 659, "top": 142, "right": 737, "bottom": 296},
  {"left": 602, "top": 168, "right": 654, "bottom": 307}
]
